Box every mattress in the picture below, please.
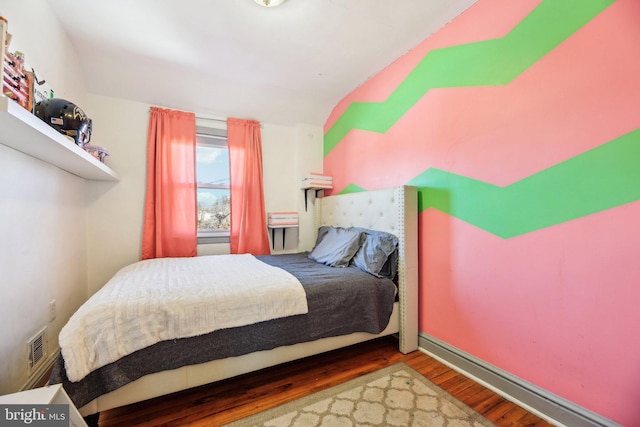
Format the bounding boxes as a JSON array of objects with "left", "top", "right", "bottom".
[{"left": 49, "top": 252, "right": 397, "bottom": 408}]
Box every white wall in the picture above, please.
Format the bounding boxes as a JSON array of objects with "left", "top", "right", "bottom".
[
  {"left": 293, "top": 124, "right": 324, "bottom": 251},
  {"left": 1, "top": 1, "right": 87, "bottom": 108},
  {"left": 0, "top": 0, "right": 89, "bottom": 394},
  {"left": 84, "top": 95, "right": 148, "bottom": 296},
  {"left": 85, "top": 94, "right": 324, "bottom": 294},
  {"left": 0, "top": 0, "right": 324, "bottom": 396},
  {"left": 262, "top": 123, "right": 324, "bottom": 253}
]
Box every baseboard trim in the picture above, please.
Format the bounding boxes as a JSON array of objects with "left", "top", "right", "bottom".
[
  {"left": 21, "top": 348, "right": 60, "bottom": 391},
  {"left": 419, "top": 334, "right": 620, "bottom": 427}
]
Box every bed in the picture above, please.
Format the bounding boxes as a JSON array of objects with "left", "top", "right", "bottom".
[{"left": 49, "top": 185, "right": 418, "bottom": 418}]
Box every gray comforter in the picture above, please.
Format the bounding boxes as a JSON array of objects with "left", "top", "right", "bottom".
[{"left": 49, "top": 252, "right": 397, "bottom": 408}]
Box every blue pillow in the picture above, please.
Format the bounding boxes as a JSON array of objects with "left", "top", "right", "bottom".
[
  {"left": 349, "top": 228, "right": 398, "bottom": 279},
  {"left": 308, "top": 227, "right": 363, "bottom": 267}
]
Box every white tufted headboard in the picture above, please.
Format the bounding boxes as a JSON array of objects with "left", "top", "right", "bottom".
[{"left": 315, "top": 186, "right": 418, "bottom": 353}]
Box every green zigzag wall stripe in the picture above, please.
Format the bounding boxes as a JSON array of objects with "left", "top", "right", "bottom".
[
  {"left": 406, "top": 128, "right": 640, "bottom": 238},
  {"left": 337, "top": 129, "right": 640, "bottom": 237},
  {"left": 323, "top": 0, "right": 614, "bottom": 156},
  {"left": 337, "top": 183, "right": 366, "bottom": 195}
]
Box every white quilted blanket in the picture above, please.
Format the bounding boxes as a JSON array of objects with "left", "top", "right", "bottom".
[{"left": 59, "top": 254, "right": 308, "bottom": 382}]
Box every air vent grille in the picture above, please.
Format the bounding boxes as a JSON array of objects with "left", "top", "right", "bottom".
[{"left": 27, "top": 327, "right": 47, "bottom": 373}]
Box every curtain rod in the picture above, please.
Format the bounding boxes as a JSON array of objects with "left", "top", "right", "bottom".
[
  {"left": 195, "top": 115, "right": 227, "bottom": 123},
  {"left": 147, "top": 108, "right": 227, "bottom": 123},
  {"left": 196, "top": 116, "right": 262, "bottom": 128},
  {"left": 147, "top": 110, "right": 261, "bottom": 128}
]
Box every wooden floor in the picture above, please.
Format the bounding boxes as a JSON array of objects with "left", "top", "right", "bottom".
[{"left": 97, "top": 336, "right": 554, "bottom": 426}]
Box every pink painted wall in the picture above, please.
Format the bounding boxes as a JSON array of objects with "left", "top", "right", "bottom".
[{"left": 323, "top": 0, "right": 640, "bottom": 425}]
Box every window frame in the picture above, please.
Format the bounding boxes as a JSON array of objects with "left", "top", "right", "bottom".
[{"left": 195, "top": 125, "right": 230, "bottom": 245}]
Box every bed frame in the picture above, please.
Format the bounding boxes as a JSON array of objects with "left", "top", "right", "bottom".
[{"left": 78, "top": 185, "right": 418, "bottom": 417}]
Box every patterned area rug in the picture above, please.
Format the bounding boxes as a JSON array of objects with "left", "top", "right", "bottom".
[{"left": 223, "top": 363, "right": 496, "bottom": 427}]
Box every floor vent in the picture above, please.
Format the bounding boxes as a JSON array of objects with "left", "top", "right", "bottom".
[{"left": 27, "top": 327, "right": 47, "bottom": 374}]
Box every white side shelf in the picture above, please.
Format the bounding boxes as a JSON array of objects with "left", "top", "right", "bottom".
[
  {"left": 268, "top": 224, "right": 299, "bottom": 250},
  {"left": 0, "top": 95, "right": 119, "bottom": 181},
  {"left": 301, "top": 184, "right": 332, "bottom": 212},
  {"left": 0, "top": 384, "right": 88, "bottom": 426}
]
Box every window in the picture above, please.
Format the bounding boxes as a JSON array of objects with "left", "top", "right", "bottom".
[{"left": 196, "top": 126, "right": 230, "bottom": 244}]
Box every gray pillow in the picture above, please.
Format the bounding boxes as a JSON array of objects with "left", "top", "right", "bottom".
[
  {"left": 349, "top": 228, "right": 398, "bottom": 279},
  {"left": 308, "top": 226, "right": 363, "bottom": 267}
]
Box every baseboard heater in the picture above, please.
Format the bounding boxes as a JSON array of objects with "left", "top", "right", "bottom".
[{"left": 419, "top": 334, "right": 620, "bottom": 427}]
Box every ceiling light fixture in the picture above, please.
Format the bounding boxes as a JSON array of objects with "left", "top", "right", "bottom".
[{"left": 254, "top": 0, "right": 286, "bottom": 7}]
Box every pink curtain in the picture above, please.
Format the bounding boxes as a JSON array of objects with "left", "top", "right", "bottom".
[
  {"left": 141, "top": 107, "right": 197, "bottom": 259},
  {"left": 227, "top": 118, "right": 270, "bottom": 255}
]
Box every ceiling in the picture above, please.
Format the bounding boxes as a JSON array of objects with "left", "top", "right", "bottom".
[{"left": 46, "top": 0, "right": 478, "bottom": 127}]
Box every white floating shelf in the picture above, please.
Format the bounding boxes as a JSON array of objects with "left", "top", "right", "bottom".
[{"left": 0, "top": 95, "right": 119, "bottom": 181}]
